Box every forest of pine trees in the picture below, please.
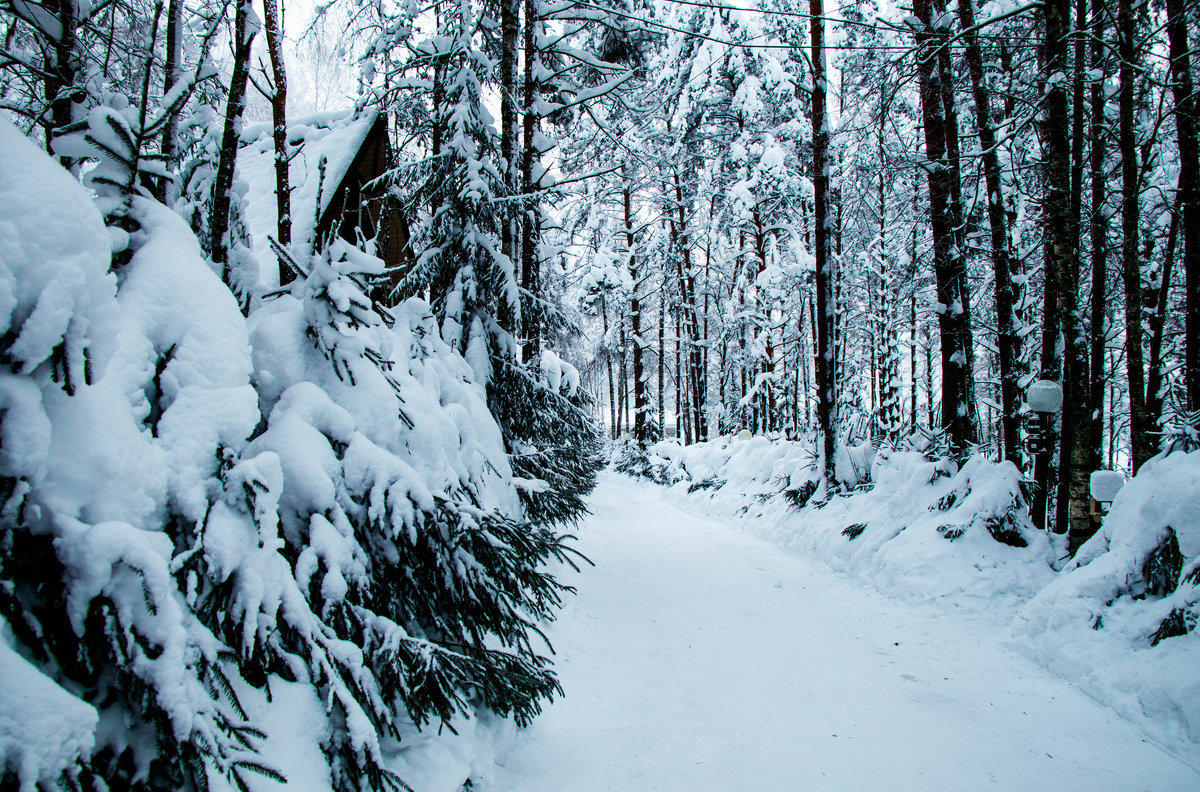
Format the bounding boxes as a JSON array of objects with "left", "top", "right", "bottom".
[{"left": 1, "top": 0, "right": 1199, "bottom": 786}]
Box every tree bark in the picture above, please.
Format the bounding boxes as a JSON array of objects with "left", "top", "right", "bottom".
[
  {"left": 499, "top": 0, "right": 520, "bottom": 280},
  {"left": 812, "top": 0, "right": 837, "bottom": 490},
  {"left": 1146, "top": 203, "right": 1178, "bottom": 434},
  {"left": 625, "top": 177, "right": 648, "bottom": 444},
  {"left": 1119, "top": 0, "right": 1152, "bottom": 470},
  {"left": 210, "top": 0, "right": 255, "bottom": 279},
  {"left": 956, "top": 0, "right": 1022, "bottom": 467},
  {"left": 262, "top": 0, "right": 293, "bottom": 286},
  {"left": 1164, "top": 0, "right": 1200, "bottom": 413},
  {"left": 519, "top": 0, "right": 541, "bottom": 363},
  {"left": 1045, "top": 0, "right": 1092, "bottom": 550},
  {"left": 913, "top": 0, "right": 978, "bottom": 461},
  {"left": 1087, "top": 6, "right": 1109, "bottom": 469},
  {"left": 157, "top": 0, "right": 184, "bottom": 201},
  {"left": 41, "top": 0, "right": 77, "bottom": 162}
]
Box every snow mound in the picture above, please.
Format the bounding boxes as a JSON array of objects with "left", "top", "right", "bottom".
[
  {"left": 0, "top": 119, "right": 119, "bottom": 394},
  {"left": 625, "top": 436, "right": 1058, "bottom": 609},
  {"left": 1014, "top": 450, "right": 1200, "bottom": 749}
]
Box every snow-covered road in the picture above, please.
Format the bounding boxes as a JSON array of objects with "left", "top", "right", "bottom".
[{"left": 489, "top": 473, "right": 1200, "bottom": 791}]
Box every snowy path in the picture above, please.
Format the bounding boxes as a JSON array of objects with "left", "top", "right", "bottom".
[{"left": 489, "top": 473, "right": 1200, "bottom": 791}]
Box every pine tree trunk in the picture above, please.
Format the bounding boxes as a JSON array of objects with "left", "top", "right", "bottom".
[
  {"left": 602, "top": 291, "right": 616, "bottom": 439},
  {"left": 658, "top": 286, "right": 666, "bottom": 435},
  {"left": 520, "top": 0, "right": 541, "bottom": 363},
  {"left": 671, "top": 173, "right": 706, "bottom": 441},
  {"left": 625, "top": 179, "right": 647, "bottom": 444},
  {"left": 1045, "top": 0, "right": 1093, "bottom": 550},
  {"left": 914, "top": 0, "right": 977, "bottom": 461},
  {"left": 957, "top": 0, "right": 1022, "bottom": 467},
  {"left": 210, "top": 0, "right": 255, "bottom": 277},
  {"left": 157, "top": 0, "right": 183, "bottom": 201},
  {"left": 41, "top": 0, "right": 77, "bottom": 160},
  {"left": 499, "top": 0, "right": 519, "bottom": 277},
  {"left": 1146, "top": 203, "right": 1178, "bottom": 433},
  {"left": 811, "top": 0, "right": 837, "bottom": 490},
  {"left": 1119, "top": 0, "right": 1152, "bottom": 470},
  {"left": 262, "top": 0, "right": 293, "bottom": 286},
  {"left": 1165, "top": 0, "right": 1200, "bottom": 413},
  {"left": 1087, "top": 8, "right": 1109, "bottom": 469}
]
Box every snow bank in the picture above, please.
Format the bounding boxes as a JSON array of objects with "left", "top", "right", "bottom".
[
  {"left": 621, "top": 436, "right": 1058, "bottom": 609},
  {"left": 1014, "top": 450, "right": 1200, "bottom": 750},
  {"left": 620, "top": 435, "right": 1200, "bottom": 757}
]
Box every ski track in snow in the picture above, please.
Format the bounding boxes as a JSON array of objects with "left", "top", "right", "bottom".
[{"left": 490, "top": 473, "right": 1200, "bottom": 791}]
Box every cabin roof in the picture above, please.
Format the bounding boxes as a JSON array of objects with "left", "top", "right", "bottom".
[{"left": 236, "top": 109, "right": 380, "bottom": 288}]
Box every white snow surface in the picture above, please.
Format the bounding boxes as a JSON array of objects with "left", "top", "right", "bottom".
[
  {"left": 483, "top": 473, "right": 1200, "bottom": 790},
  {"left": 638, "top": 436, "right": 1059, "bottom": 608},
  {"left": 1016, "top": 450, "right": 1200, "bottom": 749}
]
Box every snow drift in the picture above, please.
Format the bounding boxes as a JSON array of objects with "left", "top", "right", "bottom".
[{"left": 617, "top": 434, "right": 1200, "bottom": 758}]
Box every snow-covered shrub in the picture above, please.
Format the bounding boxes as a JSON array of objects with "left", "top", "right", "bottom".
[
  {"left": 609, "top": 436, "right": 685, "bottom": 485},
  {"left": 244, "top": 239, "right": 577, "bottom": 789},
  {"left": 1, "top": 119, "right": 578, "bottom": 792},
  {"left": 624, "top": 435, "right": 1058, "bottom": 606},
  {"left": 0, "top": 120, "right": 272, "bottom": 791},
  {"left": 1014, "top": 448, "right": 1200, "bottom": 747}
]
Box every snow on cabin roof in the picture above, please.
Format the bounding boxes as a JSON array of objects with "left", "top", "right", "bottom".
[{"left": 236, "top": 109, "right": 379, "bottom": 288}]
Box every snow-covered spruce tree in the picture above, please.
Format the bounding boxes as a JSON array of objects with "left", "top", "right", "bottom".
[
  {"left": 2, "top": 101, "right": 580, "bottom": 792},
  {"left": 240, "top": 237, "right": 579, "bottom": 790},
  {"left": 386, "top": 0, "right": 602, "bottom": 529},
  {"left": 0, "top": 120, "right": 275, "bottom": 792}
]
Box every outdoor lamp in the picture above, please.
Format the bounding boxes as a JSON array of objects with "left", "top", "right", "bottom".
[
  {"left": 1027, "top": 379, "right": 1064, "bottom": 415},
  {"left": 1027, "top": 379, "right": 1063, "bottom": 531}
]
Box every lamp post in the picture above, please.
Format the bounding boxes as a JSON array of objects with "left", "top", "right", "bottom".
[{"left": 1027, "top": 379, "right": 1063, "bottom": 532}]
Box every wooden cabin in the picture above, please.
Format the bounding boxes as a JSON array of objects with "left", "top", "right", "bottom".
[{"left": 238, "top": 110, "right": 413, "bottom": 299}]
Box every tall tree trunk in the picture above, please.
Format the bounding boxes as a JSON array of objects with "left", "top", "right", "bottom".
[
  {"left": 157, "top": 0, "right": 184, "bottom": 201},
  {"left": 811, "top": 0, "right": 837, "bottom": 490},
  {"left": 658, "top": 285, "right": 666, "bottom": 436},
  {"left": 1119, "top": 0, "right": 1151, "bottom": 470},
  {"left": 262, "top": 0, "right": 293, "bottom": 286},
  {"left": 625, "top": 178, "right": 647, "bottom": 444},
  {"left": 210, "top": 0, "right": 255, "bottom": 279},
  {"left": 519, "top": 0, "right": 541, "bottom": 363},
  {"left": 671, "top": 173, "right": 706, "bottom": 441},
  {"left": 914, "top": 0, "right": 978, "bottom": 461},
  {"left": 1087, "top": 7, "right": 1109, "bottom": 469},
  {"left": 602, "top": 292, "right": 616, "bottom": 439},
  {"left": 957, "top": 0, "right": 1022, "bottom": 467},
  {"left": 1146, "top": 204, "right": 1178, "bottom": 432},
  {"left": 41, "top": 0, "right": 77, "bottom": 163},
  {"left": 499, "top": 0, "right": 520, "bottom": 293},
  {"left": 1046, "top": 0, "right": 1092, "bottom": 550},
  {"left": 1165, "top": 0, "right": 1200, "bottom": 413}
]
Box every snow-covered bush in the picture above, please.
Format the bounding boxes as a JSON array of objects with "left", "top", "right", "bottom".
[
  {"left": 1, "top": 118, "right": 577, "bottom": 792},
  {"left": 1, "top": 120, "right": 273, "bottom": 792},
  {"left": 1014, "top": 448, "right": 1200, "bottom": 747},
  {"left": 624, "top": 435, "right": 1058, "bottom": 606}
]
